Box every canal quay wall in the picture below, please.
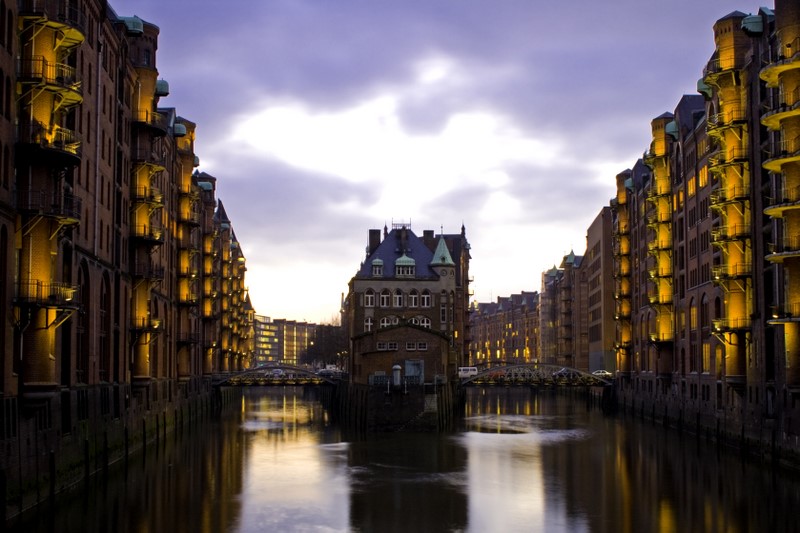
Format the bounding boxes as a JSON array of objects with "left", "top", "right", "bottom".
[
  {"left": 333, "top": 381, "right": 458, "bottom": 432},
  {"left": 616, "top": 385, "right": 800, "bottom": 471},
  {"left": 1, "top": 380, "right": 242, "bottom": 524}
]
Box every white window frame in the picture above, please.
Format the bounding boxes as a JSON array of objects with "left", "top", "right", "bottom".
[
  {"left": 406, "top": 342, "right": 416, "bottom": 351},
  {"left": 380, "top": 290, "right": 391, "bottom": 307},
  {"left": 421, "top": 291, "right": 431, "bottom": 308},
  {"left": 364, "top": 317, "right": 373, "bottom": 332},
  {"left": 393, "top": 289, "right": 404, "bottom": 307},
  {"left": 417, "top": 342, "right": 428, "bottom": 351},
  {"left": 409, "top": 290, "right": 419, "bottom": 308},
  {"left": 364, "top": 290, "right": 375, "bottom": 307}
]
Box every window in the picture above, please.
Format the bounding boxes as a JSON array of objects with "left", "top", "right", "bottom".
[
  {"left": 421, "top": 291, "right": 431, "bottom": 307},
  {"left": 406, "top": 342, "right": 416, "bottom": 351},
  {"left": 418, "top": 317, "right": 431, "bottom": 329},
  {"left": 409, "top": 290, "right": 419, "bottom": 307},
  {"left": 379, "top": 315, "right": 399, "bottom": 328},
  {"left": 380, "top": 290, "right": 390, "bottom": 307},
  {"left": 387, "top": 342, "right": 398, "bottom": 350},
  {"left": 417, "top": 342, "right": 428, "bottom": 351},
  {"left": 377, "top": 342, "right": 387, "bottom": 351},
  {"left": 364, "top": 317, "right": 373, "bottom": 332},
  {"left": 364, "top": 290, "right": 375, "bottom": 307},
  {"left": 371, "top": 263, "right": 383, "bottom": 276},
  {"left": 394, "top": 289, "right": 404, "bottom": 307},
  {"left": 396, "top": 264, "right": 415, "bottom": 276}
]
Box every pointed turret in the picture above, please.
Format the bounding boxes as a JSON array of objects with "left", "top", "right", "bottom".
[{"left": 430, "top": 235, "right": 455, "bottom": 267}]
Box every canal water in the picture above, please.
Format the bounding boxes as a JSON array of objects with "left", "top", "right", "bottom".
[{"left": 8, "top": 386, "right": 800, "bottom": 532}]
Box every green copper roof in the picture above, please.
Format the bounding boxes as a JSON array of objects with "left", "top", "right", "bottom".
[
  {"left": 396, "top": 253, "right": 415, "bottom": 266},
  {"left": 430, "top": 236, "right": 455, "bottom": 266}
]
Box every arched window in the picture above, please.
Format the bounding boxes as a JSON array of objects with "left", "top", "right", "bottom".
[
  {"left": 419, "top": 317, "right": 431, "bottom": 329},
  {"left": 379, "top": 289, "right": 390, "bottom": 307},
  {"left": 99, "top": 274, "right": 110, "bottom": 382},
  {"left": 700, "top": 294, "right": 709, "bottom": 330},
  {"left": 408, "top": 290, "right": 419, "bottom": 308},
  {"left": 393, "top": 289, "right": 404, "bottom": 307},
  {"left": 379, "top": 315, "right": 399, "bottom": 329},
  {"left": 364, "top": 289, "right": 375, "bottom": 307},
  {"left": 421, "top": 290, "right": 431, "bottom": 308},
  {"left": 77, "top": 262, "right": 91, "bottom": 383},
  {"left": 364, "top": 317, "right": 373, "bottom": 332}
]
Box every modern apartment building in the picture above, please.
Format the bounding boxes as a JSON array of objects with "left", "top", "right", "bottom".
[
  {"left": 253, "top": 315, "right": 280, "bottom": 365},
  {"left": 272, "top": 319, "right": 316, "bottom": 366},
  {"left": 468, "top": 291, "right": 539, "bottom": 367},
  {"left": 0, "top": 2, "right": 254, "bottom": 513},
  {"left": 344, "top": 223, "right": 471, "bottom": 385}
]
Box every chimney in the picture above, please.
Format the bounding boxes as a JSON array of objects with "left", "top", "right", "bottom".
[
  {"left": 368, "top": 229, "right": 381, "bottom": 255},
  {"left": 423, "top": 230, "right": 434, "bottom": 250}
]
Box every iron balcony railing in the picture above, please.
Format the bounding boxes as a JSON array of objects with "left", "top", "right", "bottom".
[
  {"left": 17, "top": 189, "right": 81, "bottom": 220},
  {"left": 17, "top": 56, "right": 81, "bottom": 92},
  {"left": 18, "top": 0, "right": 87, "bottom": 33},
  {"left": 17, "top": 120, "right": 81, "bottom": 157},
  {"left": 15, "top": 280, "right": 79, "bottom": 307}
]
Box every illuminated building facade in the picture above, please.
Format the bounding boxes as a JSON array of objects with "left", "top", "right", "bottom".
[
  {"left": 253, "top": 315, "right": 280, "bottom": 364},
  {"left": 538, "top": 251, "right": 588, "bottom": 370},
  {"left": 468, "top": 292, "right": 539, "bottom": 367},
  {"left": 272, "top": 319, "right": 316, "bottom": 366},
  {"left": 610, "top": 3, "right": 800, "bottom": 453},
  {"left": 0, "top": 2, "right": 254, "bottom": 514},
  {"left": 345, "top": 223, "right": 471, "bottom": 385}
]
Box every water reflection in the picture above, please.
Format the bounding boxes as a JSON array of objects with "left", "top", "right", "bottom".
[{"left": 9, "top": 386, "right": 800, "bottom": 533}]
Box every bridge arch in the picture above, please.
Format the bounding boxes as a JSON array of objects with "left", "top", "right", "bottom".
[
  {"left": 221, "top": 364, "right": 340, "bottom": 386},
  {"left": 460, "top": 363, "right": 612, "bottom": 386}
]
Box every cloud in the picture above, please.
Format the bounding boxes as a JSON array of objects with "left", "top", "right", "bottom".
[{"left": 111, "top": 0, "right": 747, "bottom": 321}]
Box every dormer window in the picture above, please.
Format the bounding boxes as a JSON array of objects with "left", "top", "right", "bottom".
[
  {"left": 371, "top": 259, "right": 384, "bottom": 277},
  {"left": 395, "top": 253, "right": 415, "bottom": 277}
]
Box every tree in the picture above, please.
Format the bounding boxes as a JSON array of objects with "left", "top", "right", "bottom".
[{"left": 299, "top": 322, "right": 347, "bottom": 368}]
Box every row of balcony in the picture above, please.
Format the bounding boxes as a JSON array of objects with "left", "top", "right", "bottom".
[
  {"left": 759, "top": 35, "right": 800, "bottom": 87},
  {"left": 16, "top": 189, "right": 81, "bottom": 222},
  {"left": 17, "top": 56, "right": 82, "bottom": 107},
  {"left": 763, "top": 136, "right": 800, "bottom": 173},
  {"left": 17, "top": 120, "right": 81, "bottom": 163},
  {"left": 709, "top": 185, "right": 750, "bottom": 207},
  {"left": 19, "top": 0, "right": 86, "bottom": 50},
  {"left": 706, "top": 107, "right": 746, "bottom": 135}
]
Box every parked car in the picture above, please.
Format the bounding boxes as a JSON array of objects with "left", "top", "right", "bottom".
[{"left": 592, "top": 369, "right": 613, "bottom": 379}]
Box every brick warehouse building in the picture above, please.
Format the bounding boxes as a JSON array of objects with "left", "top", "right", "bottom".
[
  {"left": 0, "top": 1, "right": 253, "bottom": 516},
  {"left": 608, "top": 2, "right": 800, "bottom": 458},
  {"left": 344, "top": 223, "right": 471, "bottom": 385}
]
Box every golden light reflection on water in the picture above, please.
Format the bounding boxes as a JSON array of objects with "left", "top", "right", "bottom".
[
  {"left": 236, "top": 387, "right": 349, "bottom": 532},
  {"left": 15, "top": 387, "right": 800, "bottom": 533}
]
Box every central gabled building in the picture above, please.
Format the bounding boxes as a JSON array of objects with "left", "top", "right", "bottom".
[{"left": 345, "top": 223, "right": 471, "bottom": 385}]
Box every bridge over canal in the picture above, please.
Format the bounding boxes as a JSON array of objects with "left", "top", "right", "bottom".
[{"left": 219, "top": 363, "right": 612, "bottom": 387}]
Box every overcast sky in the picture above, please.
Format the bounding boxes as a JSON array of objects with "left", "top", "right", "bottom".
[{"left": 113, "top": 0, "right": 754, "bottom": 323}]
